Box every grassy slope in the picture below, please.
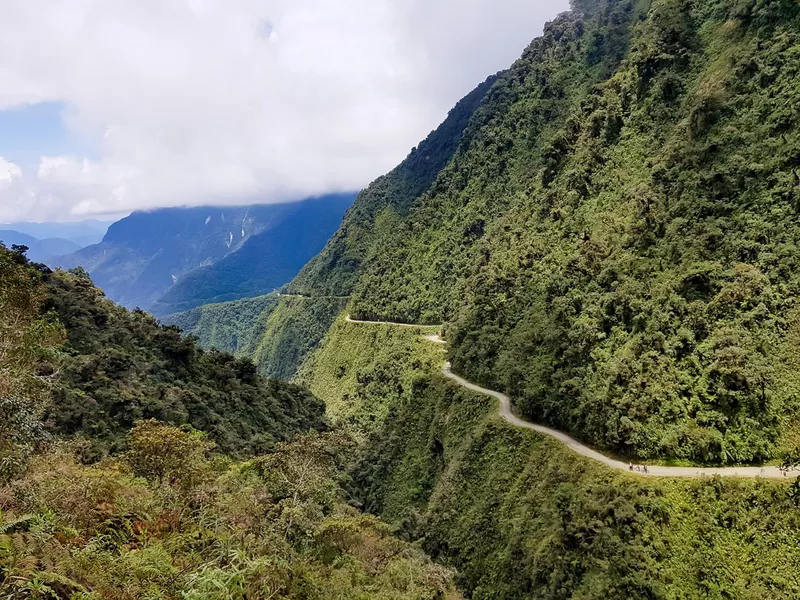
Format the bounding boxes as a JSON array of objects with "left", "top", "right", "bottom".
[
  {"left": 296, "top": 314, "right": 444, "bottom": 440},
  {"left": 301, "top": 318, "right": 800, "bottom": 600}
]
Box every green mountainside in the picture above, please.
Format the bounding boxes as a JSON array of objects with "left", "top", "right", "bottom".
[
  {"left": 167, "top": 294, "right": 282, "bottom": 355},
  {"left": 167, "top": 294, "right": 348, "bottom": 380},
  {"left": 168, "top": 0, "right": 800, "bottom": 597},
  {"left": 38, "top": 0, "right": 800, "bottom": 596},
  {"left": 301, "top": 317, "right": 800, "bottom": 599},
  {"left": 0, "top": 244, "right": 460, "bottom": 599},
  {"left": 287, "top": 76, "right": 498, "bottom": 298},
  {"left": 43, "top": 267, "right": 327, "bottom": 460},
  {"left": 182, "top": 0, "right": 800, "bottom": 466},
  {"left": 297, "top": 0, "right": 800, "bottom": 466}
]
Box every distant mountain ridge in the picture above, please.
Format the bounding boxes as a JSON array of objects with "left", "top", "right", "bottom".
[
  {"left": 0, "top": 229, "right": 82, "bottom": 264},
  {"left": 152, "top": 196, "right": 355, "bottom": 315},
  {"left": 1, "top": 219, "right": 111, "bottom": 247},
  {"left": 55, "top": 195, "right": 354, "bottom": 313}
]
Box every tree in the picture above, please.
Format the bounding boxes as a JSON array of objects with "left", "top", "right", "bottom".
[
  {"left": 254, "top": 431, "right": 353, "bottom": 541},
  {"left": 124, "top": 420, "right": 212, "bottom": 488},
  {"left": 0, "top": 245, "right": 64, "bottom": 482},
  {"left": 782, "top": 447, "right": 800, "bottom": 473}
]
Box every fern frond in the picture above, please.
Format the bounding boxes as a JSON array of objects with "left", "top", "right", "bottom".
[{"left": 0, "top": 513, "right": 36, "bottom": 535}]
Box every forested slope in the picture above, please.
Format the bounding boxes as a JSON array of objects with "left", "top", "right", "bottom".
[
  {"left": 167, "top": 293, "right": 348, "bottom": 380},
  {"left": 0, "top": 244, "right": 461, "bottom": 599},
  {"left": 43, "top": 267, "right": 327, "bottom": 459},
  {"left": 287, "top": 76, "right": 498, "bottom": 298},
  {"left": 300, "top": 315, "right": 800, "bottom": 600},
  {"left": 326, "top": 0, "right": 800, "bottom": 465},
  {"left": 166, "top": 294, "right": 282, "bottom": 355}
]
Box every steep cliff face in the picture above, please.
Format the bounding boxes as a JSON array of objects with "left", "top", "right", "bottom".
[
  {"left": 294, "top": 0, "right": 800, "bottom": 465},
  {"left": 300, "top": 318, "right": 800, "bottom": 600},
  {"left": 286, "top": 76, "right": 498, "bottom": 298}
]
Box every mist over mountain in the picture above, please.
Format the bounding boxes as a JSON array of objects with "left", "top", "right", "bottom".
[{"left": 54, "top": 195, "right": 354, "bottom": 312}]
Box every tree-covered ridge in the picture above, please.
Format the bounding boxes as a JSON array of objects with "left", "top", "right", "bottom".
[
  {"left": 41, "top": 266, "right": 326, "bottom": 459},
  {"left": 0, "top": 245, "right": 459, "bottom": 598},
  {"left": 287, "top": 75, "right": 498, "bottom": 298},
  {"left": 337, "top": 0, "right": 800, "bottom": 464}
]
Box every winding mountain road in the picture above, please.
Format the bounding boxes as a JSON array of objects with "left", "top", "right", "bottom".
[{"left": 345, "top": 315, "right": 793, "bottom": 479}]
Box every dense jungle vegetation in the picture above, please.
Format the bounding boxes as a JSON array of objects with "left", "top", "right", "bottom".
[
  {"left": 301, "top": 315, "right": 800, "bottom": 600},
  {"left": 42, "top": 266, "right": 326, "bottom": 460},
  {"left": 320, "top": 0, "right": 800, "bottom": 466},
  {"left": 168, "top": 294, "right": 348, "bottom": 380},
  {"left": 0, "top": 244, "right": 461, "bottom": 598}
]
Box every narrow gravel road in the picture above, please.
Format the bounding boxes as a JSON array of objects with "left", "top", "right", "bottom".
[{"left": 345, "top": 315, "right": 793, "bottom": 479}]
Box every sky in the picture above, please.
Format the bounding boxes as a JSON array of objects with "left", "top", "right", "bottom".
[{"left": 0, "top": 0, "right": 568, "bottom": 223}]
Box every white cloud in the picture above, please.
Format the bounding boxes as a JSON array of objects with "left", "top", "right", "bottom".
[
  {"left": 0, "top": 157, "right": 36, "bottom": 219},
  {"left": 0, "top": 158, "right": 22, "bottom": 187},
  {"left": 0, "top": 0, "right": 568, "bottom": 222}
]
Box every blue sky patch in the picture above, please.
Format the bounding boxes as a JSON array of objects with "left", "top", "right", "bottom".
[{"left": 0, "top": 102, "right": 96, "bottom": 170}]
